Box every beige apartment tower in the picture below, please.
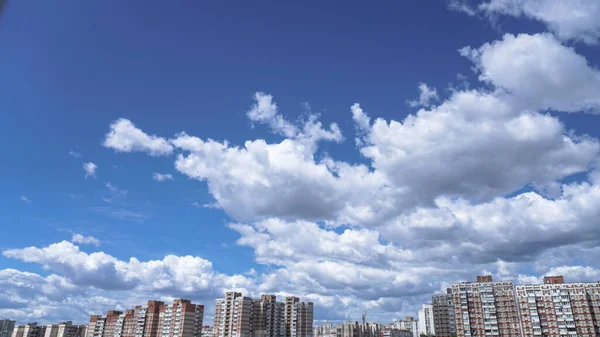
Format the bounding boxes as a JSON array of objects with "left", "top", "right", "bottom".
[
  {"left": 516, "top": 275, "right": 600, "bottom": 337},
  {"left": 452, "top": 276, "right": 520, "bottom": 337},
  {"left": 214, "top": 292, "right": 255, "bottom": 337},
  {"left": 157, "top": 299, "right": 204, "bottom": 337}
]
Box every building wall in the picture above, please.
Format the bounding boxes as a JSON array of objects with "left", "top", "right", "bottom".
[
  {"left": 452, "top": 277, "right": 520, "bottom": 337},
  {"left": 418, "top": 304, "right": 435, "bottom": 336},
  {"left": 516, "top": 278, "right": 600, "bottom": 337},
  {"left": 432, "top": 291, "right": 456, "bottom": 337},
  {"left": 1, "top": 320, "right": 16, "bottom": 337},
  {"left": 158, "top": 299, "right": 203, "bottom": 337}
]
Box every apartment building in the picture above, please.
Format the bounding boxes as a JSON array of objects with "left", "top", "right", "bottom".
[
  {"left": 1, "top": 320, "right": 16, "bottom": 337},
  {"left": 56, "top": 322, "right": 86, "bottom": 337},
  {"left": 87, "top": 316, "right": 106, "bottom": 337},
  {"left": 379, "top": 328, "right": 412, "bottom": 337},
  {"left": 254, "top": 295, "right": 285, "bottom": 337},
  {"left": 214, "top": 292, "right": 312, "bottom": 337},
  {"left": 432, "top": 290, "right": 456, "bottom": 337},
  {"left": 516, "top": 275, "right": 600, "bottom": 337},
  {"left": 100, "top": 311, "right": 124, "bottom": 337},
  {"left": 285, "top": 298, "right": 299, "bottom": 337},
  {"left": 45, "top": 322, "right": 85, "bottom": 337},
  {"left": 115, "top": 310, "right": 137, "bottom": 337},
  {"left": 214, "top": 292, "right": 255, "bottom": 337},
  {"left": 335, "top": 322, "right": 380, "bottom": 337},
  {"left": 157, "top": 299, "right": 203, "bottom": 337},
  {"left": 390, "top": 317, "right": 417, "bottom": 337},
  {"left": 290, "top": 301, "right": 313, "bottom": 337},
  {"left": 452, "top": 276, "right": 520, "bottom": 337},
  {"left": 142, "top": 301, "right": 165, "bottom": 337},
  {"left": 418, "top": 304, "right": 435, "bottom": 336}
]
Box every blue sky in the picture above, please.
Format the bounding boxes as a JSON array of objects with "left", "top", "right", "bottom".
[{"left": 2, "top": 0, "right": 600, "bottom": 325}]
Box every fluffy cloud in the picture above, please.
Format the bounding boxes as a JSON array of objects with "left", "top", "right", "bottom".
[
  {"left": 461, "top": 33, "right": 600, "bottom": 113},
  {"left": 71, "top": 234, "right": 101, "bottom": 247},
  {"left": 20, "top": 195, "right": 30, "bottom": 203},
  {"left": 83, "top": 162, "right": 97, "bottom": 178},
  {"left": 407, "top": 83, "right": 439, "bottom": 108},
  {"left": 2, "top": 241, "right": 252, "bottom": 296},
  {"left": 152, "top": 173, "right": 174, "bottom": 182},
  {"left": 103, "top": 119, "right": 173, "bottom": 156},
  {"left": 480, "top": 0, "right": 600, "bottom": 44}
]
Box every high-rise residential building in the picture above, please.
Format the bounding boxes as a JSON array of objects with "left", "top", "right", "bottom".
[
  {"left": 87, "top": 316, "right": 106, "bottom": 337},
  {"left": 516, "top": 275, "right": 600, "bottom": 337},
  {"left": 115, "top": 310, "right": 137, "bottom": 337},
  {"left": 452, "top": 276, "right": 520, "bottom": 337},
  {"left": 55, "top": 322, "right": 86, "bottom": 337},
  {"left": 214, "top": 292, "right": 312, "bottom": 337},
  {"left": 45, "top": 325, "right": 59, "bottom": 337},
  {"left": 214, "top": 292, "right": 255, "bottom": 337},
  {"left": 11, "top": 325, "right": 24, "bottom": 337},
  {"left": 142, "top": 301, "right": 165, "bottom": 337},
  {"left": 290, "top": 301, "right": 313, "bottom": 337},
  {"left": 418, "top": 304, "right": 435, "bottom": 336},
  {"left": 157, "top": 299, "right": 203, "bottom": 337},
  {"left": 1, "top": 320, "right": 16, "bottom": 337},
  {"left": 285, "top": 298, "right": 299, "bottom": 337},
  {"left": 101, "top": 311, "right": 124, "bottom": 337},
  {"left": 432, "top": 289, "right": 456, "bottom": 337},
  {"left": 20, "top": 323, "right": 46, "bottom": 337},
  {"left": 254, "top": 295, "right": 285, "bottom": 337}
]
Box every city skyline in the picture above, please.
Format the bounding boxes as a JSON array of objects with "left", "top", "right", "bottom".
[{"left": 2, "top": 0, "right": 600, "bottom": 327}]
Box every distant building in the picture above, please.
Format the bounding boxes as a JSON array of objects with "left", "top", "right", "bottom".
[
  {"left": 452, "top": 276, "right": 520, "bottom": 337},
  {"left": 214, "top": 292, "right": 312, "bottom": 337},
  {"left": 432, "top": 289, "right": 455, "bottom": 337},
  {"left": 87, "top": 299, "right": 202, "bottom": 337},
  {"left": 0, "top": 320, "right": 16, "bottom": 337},
  {"left": 516, "top": 275, "right": 600, "bottom": 337},
  {"left": 418, "top": 304, "right": 434, "bottom": 336},
  {"left": 390, "top": 318, "right": 417, "bottom": 337},
  {"left": 157, "top": 299, "right": 204, "bottom": 337},
  {"left": 379, "top": 328, "right": 412, "bottom": 337}
]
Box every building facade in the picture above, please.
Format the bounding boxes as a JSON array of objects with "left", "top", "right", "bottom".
[
  {"left": 516, "top": 276, "right": 600, "bottom": 337},
  {"left": 214, "top": 292, "right": 312, "bottom": 337},
  {"left": 157, "top": 299, "right": 203, "bottom": 337},
  {"left": 390, "top": 318, "right": 417, "bottom": 337},
  {"left": 452, "top": 276, "right": 520, "bottom": 337},
  {"left": 289, "top": 301, "right": 313, "bottom": 337},
  {"left": 1, "top": 320, "right": 16, "bottom": 337},
  {"left": 214, "top": 292, "right": 255, "bottom": 337},
  {"left": 254, "top": 295, "right": 285, "bottom": 337},
  {"left": 432, "top": 290, "right": 456, "bottom": 337},
  {"left": 418, "top": 304, "right": 435, "bottom": 336}
]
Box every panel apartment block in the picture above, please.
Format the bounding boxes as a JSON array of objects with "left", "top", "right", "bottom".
[
  {"left": 157, "top": 299, "right": 203, "bottom": 337},
  {"left": 516, "top": 276, "right": 600, "bottom": 337},
  {"left": 452, "top": 276, "right": 520, "bottom": 337},
  {"left": 1, "top": 320, "right": 16, "bottom": 337},
  {"left": 214, "top": 292, "right": 255, "bottom": 337},
  {"left": 432, "top": 290, "right": 456, "bottom": 337}
]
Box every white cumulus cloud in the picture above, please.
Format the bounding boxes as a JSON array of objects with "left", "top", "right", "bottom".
[
  {"left": 71, "top": 234, "right": 101, "bottom": 247},
  {"left": 83, "top": 162, "right": 97, "bottom": 178},
  {"left": 152, "top": 173, "right": 174, "bottom": 182}
]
